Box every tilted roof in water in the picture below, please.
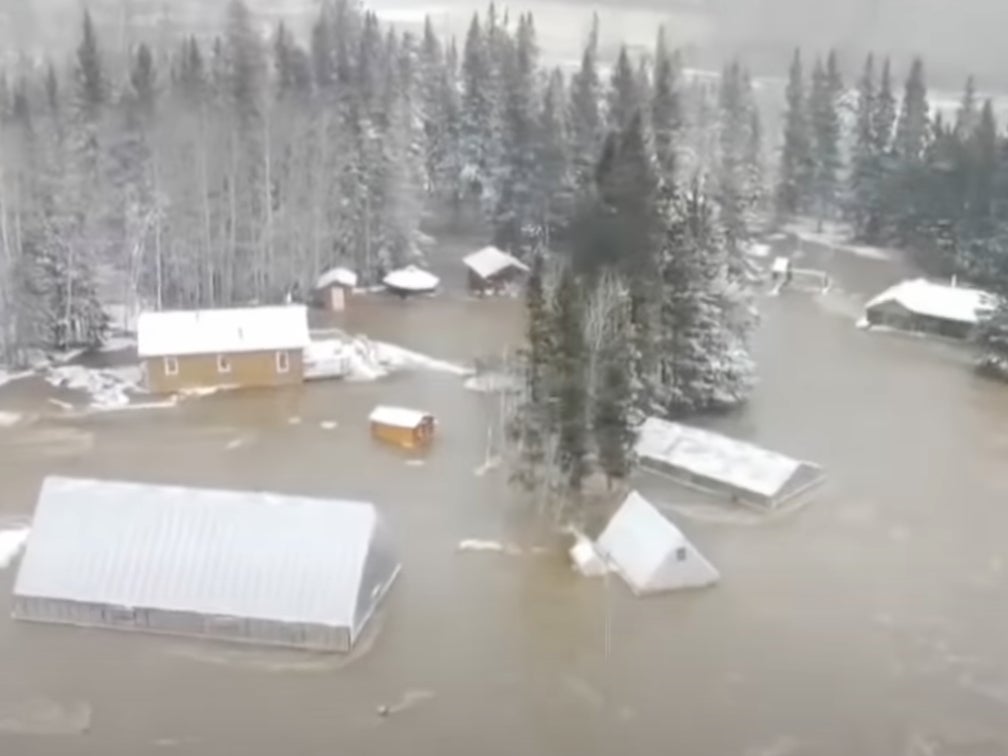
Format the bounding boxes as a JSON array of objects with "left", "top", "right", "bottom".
[{"left": 595, "top": 491, "right": 719, "bottom": 595}]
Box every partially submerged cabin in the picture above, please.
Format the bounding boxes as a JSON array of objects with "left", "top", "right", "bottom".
[
  {"left": 863, "top": 278, "right": 995, "bottom": 339},
  {"left": 595, "top": 491, "right": 719, "bottom": 595},
  {"left": 313, "top": 267, "right": 358, "bottom": 312},
  {"left": 635, "top": 417, "right": 825, "bottom": 510},
  {"left": 463, "top": 246, "right": 530, "bottom": 293},
  {"left": 12, "top": 477, "right": 400, "bottom": 653},
  {"left": 382, "top": 266, "right": 440, "bottom": 297},
  {"left": 369, "top": 405, "right": 436, "bottom": 450},
  {"left": 137, "top": 305, "right": 310, "bottom": 394}
]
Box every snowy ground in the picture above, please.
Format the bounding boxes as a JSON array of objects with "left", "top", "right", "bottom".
[
  {"left": 784, "top": 220, "right": 900, "bottom": 262},
  {"left": 44, "top": 365, "right": 150, "bottom": 411},
  {"left": 0, "top": 527, "right": 29, "bottom": 570},
  {"left": 305, "top": 334, "right": 472, "bottom": 382}
]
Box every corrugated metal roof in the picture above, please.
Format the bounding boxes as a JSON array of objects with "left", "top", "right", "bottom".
[
  {"left": 136, "top": 305, "right": 310, "bottom": 358},
  {"left": 14, "top": 477, "right": 393, "bottom": 630},
  {"left": 636, "top": 418, "right": 805, "bottom": 498}
]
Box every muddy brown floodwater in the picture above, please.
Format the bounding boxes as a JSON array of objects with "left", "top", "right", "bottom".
[{"left": 2, "top": 246, "right": 1008, "bottom": 756}]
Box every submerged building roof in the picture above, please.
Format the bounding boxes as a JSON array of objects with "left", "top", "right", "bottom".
[
  {"left": 369, "top": 405, "right": 431, "bottom": 429},
  {"left": 865, "top": 278, "right": 996, "bottom": 325},
  {"left": 315, "top": 267, "right": 359, "bottom": 290},
  {"left": 382, "top": 266, "right": 440, "bottom": 293},
  {"left": 13, "top": 477, "right": 399, "bottom": 650},
  {"left": 635, "top": 418, "right": 824, "bottom": 507},
  {"left": 136, "top": 305, "right": 310, "bottom": 358},
  {"left": 595, "top": 491, "right": 719, "bottom": 595},
  {"left": 463, "top": 246, "right": 530, "bottom": 279}
]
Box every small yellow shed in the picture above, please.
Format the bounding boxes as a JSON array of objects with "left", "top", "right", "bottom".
[{"left": 369, "top": 406, "right": 436, "bottom": 450}]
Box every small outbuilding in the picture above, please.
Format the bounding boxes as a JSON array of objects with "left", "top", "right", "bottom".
[
  {"left": 12, "top": 477, "right": 400, "bottom": 653},
  {"left": 369, "top": 405, "right": 436, "bottom": 450},
  {"left": 635, "top": 417, "right": 825, "bottom": 510},
  {"left": 382, "top": 265, "right": 440, "bottom": 297},
  {"left": 463, "top": 246, "right": 530, "bottom": 294},
  {"left": 313, "top": 267, "right": 358, "bottom": 312},
  {"left": 595, "top": 491, "right": 719, "bottom": 595},
  {"left": 137, "top": 305, "right": 310, "bottom": 394},
  {"left": 862, "top": 278, "right": 996, "bottom": 339}
]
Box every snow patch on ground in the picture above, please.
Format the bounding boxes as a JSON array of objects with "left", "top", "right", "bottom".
[
  {"left": 0, "top": 527, "right": 30, "bottom": 569},
  {"left": 320, "top": 421, "right": 338, "bottom": 431},
  {"left": 746, "top": 242, "right": 772, "bottom": 258},
  {"left": 99, "top": 335, "right": 137, "bottom": 353},
  {"left": 473, "top": 456, "right": 502, "bottom": 477},
  {"left": 785, "top": 220, "right": 898, "bottom": 261},
  {"left": 456, "top": 539, "right": 524, "bottom": 556},
  {"left": 405, "top": 459, "right": 425, "bottom": 467},
  {"left": 464, "top": 372, "right": 521, "bottom": 393},
  {"left": 44, "top": 365, "right": 145, "bottom": 409},
  {"left": 0, "top": 411, "right": 22, "bottom": 428},
  {"left": 307, "top": 334, "right": 471, "bottom": 382},
  {"left": 0, "top": 367, "right": 32, "bottom": 389}
]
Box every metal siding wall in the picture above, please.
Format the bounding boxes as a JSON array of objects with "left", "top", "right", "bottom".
[{"left": 12, "top": 598, "right": 348, "bottom": 651}]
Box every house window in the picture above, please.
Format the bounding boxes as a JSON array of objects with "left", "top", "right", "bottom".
[
  {"left": 217, "top": 354, "right": 232, "bottom": 374},
  {"left": 676, "top": 546, "right": 687, "bottom": 562},
  {"left": 163, "top": 356, "right": 179, "bottom": 376},
  {"left": 276, "top": 350, "right": 290, "bottom": 374}
]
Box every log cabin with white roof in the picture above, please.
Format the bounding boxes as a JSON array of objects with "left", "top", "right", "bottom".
[{"left": 136, "top": 305, "right": 311, "bottom": 394}]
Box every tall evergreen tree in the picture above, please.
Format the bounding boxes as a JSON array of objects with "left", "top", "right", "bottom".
[
  {"left": 776, "top": 49, "right": 813, "bottom": 219},
  {"left": 607, "top": 45, "right": 638, "bottom": 132},
  {"left": 568, "top": 14, "right": 602, "bottom": 193},
  {"left": 551, "top": 263, "right": 590, "bottom": 495},
  {"left": 810, "top": 52, "right": 843, "bottom": 224},
  {"left": 651, "top": 28, "right": 682, "bottom": 182},
  {"left": 592, "top": 296, "right": 634, "bottom": 486},
  {"left": 895, "top": 57, "right": 930, "bottom": 164},
  {"left": 460, "top": 13, "right": 494, "bottom": 201},
  {"left": 850, "top": 53, "right": 878, "bottom": 237}
]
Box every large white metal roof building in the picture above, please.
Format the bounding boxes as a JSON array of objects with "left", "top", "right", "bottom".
[{"left": 11, "top": 477, "right": 400, "bottom": 653}]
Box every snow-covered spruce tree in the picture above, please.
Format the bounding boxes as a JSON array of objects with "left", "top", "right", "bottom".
[
  {"left": 568, "top": 14, "right": 603, "bottom": 195},
  {"left": 849, "top": 53, "right": 879, "bottom": 239},
  {"left": 550, "top": 262, "right": 591, "bottom": 497},
  {"left": 460, "top": 12, "right": 495, "bottom": 204},
  {"left": 955, "top": 75, "right": 978, "bottom": 139},
  {"left": 492, "top": 13, "right": 541, "bottom": 255},
  {"left": 655, "top": 180, "right": 755, "bottom": 415},
  {"left": 607, "top": 45, "right": 639, "bottom": 133},
  {"left": 716, "top": 60, "right": 760, "bottom": 264},
  {"left": 592, "top": 288, "right": 635, "bottom": 488},
  {"left": 810, "top": 52, "right": 843, "bottom": 226},
  {"left": 891, "top": 57, "right": 932, "bottom": 246},
  {"left": 536, "top": 68, "right": 574, "bottom": 244},
  {"left": 776, "top": 49, "right": 814, "bottom": 220},
  {"left": 651, "top": 26, "right": 682, "bottom": 183}
]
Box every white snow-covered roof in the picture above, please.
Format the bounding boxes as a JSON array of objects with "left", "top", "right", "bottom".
[
  {"left": 595, "top": 491, "right": 719, "bottom": 595},
  {"left": 382, "top": 266, "right": 440, "bottom": 293},
  {"left": 13, "top": 477, "right": 400, "bottom": 640},
  {"left": 865, "top": 278, "right": 996, "bottom": 325},
  {"left": 463, "top": 246, "right": 530, "bottom": 279},
  {"left": 772, "top": 256, "right": 791, "bottom": 274},
  {"left": 636, "top": 418, "right": 808, "bottom": 499},
  {"left": 369, "top": 405, "right": 432, "bottom": 429},
  {"left": 137, "top": 306, "right": 310, "bottom": 358},
  {"left": 315, "top": 267, "right": 358, "bottom": 290}
]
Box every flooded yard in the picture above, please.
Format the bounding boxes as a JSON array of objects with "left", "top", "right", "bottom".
[{"left": 2, "top": 249, "right": 1008, "bottom": 755}]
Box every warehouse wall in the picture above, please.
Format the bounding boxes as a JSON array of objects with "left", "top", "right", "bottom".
[{"left": 12, "top": 596, "right": 352, "bottom": 652}]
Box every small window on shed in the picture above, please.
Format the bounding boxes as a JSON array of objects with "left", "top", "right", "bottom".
[
  {"left": 217, "top": 355, "right": 232, "bottom": 374},
  {"left": 676, "top": 546, "right": 688, "bottom": 562},
  {"left": 163, "top": 356, "right": 179, "bottom": 376},
  {"left": 276, "top": 350, "right": 290, "bottom": 373}
]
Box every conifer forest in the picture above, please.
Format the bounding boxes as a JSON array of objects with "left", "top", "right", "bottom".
[{"left": 1, "top": 1, "right": 1008, "bottom": 505}]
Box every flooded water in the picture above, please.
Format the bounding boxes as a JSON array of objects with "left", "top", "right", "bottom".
[{"left": 2, "top": 244, "right": 1008, "bottom": 756}]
